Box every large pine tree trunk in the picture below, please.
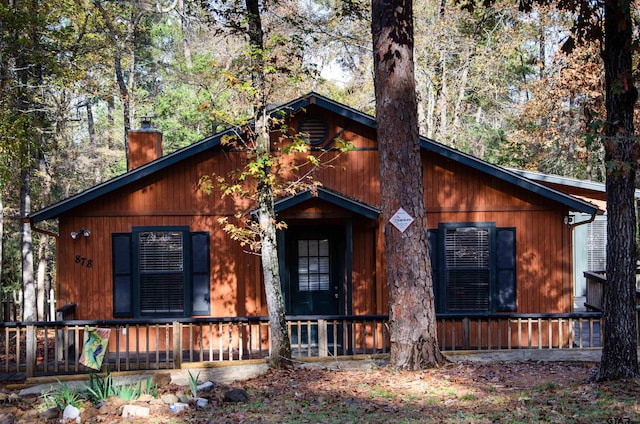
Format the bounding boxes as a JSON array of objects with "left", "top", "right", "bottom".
[
  {"left": 372, "top": 0, "right": 445, "bottom": 370},
  {"left": 596, "top": 0, "right": 639, "bottom": 381}
]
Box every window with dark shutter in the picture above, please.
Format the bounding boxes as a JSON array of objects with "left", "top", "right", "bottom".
[
  {"left": 433, "top": 223, "right": 516, "bottom": 313},
  {"left": 113, "top": 228, "right": 211, "bottom": 318}
]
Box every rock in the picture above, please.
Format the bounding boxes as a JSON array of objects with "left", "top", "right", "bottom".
[
  {"left": 178, "top": 394, "right": 190, "bottom": 403},
  {"left": 161, "top": 394, "right": 179, "bottom": 404},
  {"left": 196, "top": 381, "right": 214, "bottom": 391},
  {"left": 152, "top": 373, "right": 172, "bottom": 387},
  {"left": 169, "top": 402, "right": 190, "bottom": 414},
  {"left": 39, "top": 408, "right": 59, "bottom": 420},
  {"left": 193, "top": 397, "right": 208, "bottom": 408},
  {"left": 137, "top": 394, "right": 155, "bottom": 402},
  {"left": 224, "top": 388, "right": 248, "bottom": 403},
  {"left": 121, "top": 404, "right": 150, "bottom": 418},
  {"left": 62, "top": 404, "right": 81, "bottom": 423},
  {"left": 0, "top": 413, "right": 14, "bottom": 424}
]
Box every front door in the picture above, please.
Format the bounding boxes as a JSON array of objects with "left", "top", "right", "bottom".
[{"left": 283, "top": 226, "right": 344, "bottom": 348}]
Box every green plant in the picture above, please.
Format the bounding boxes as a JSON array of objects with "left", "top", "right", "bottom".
[
  {"left": 115, "top": 382, "right": 141, "bottom": 401},
  {"left": 188, "top": 370, "right": 200, "bottom": 398},
  {"left": 140, "top": 376, "right": 158, "bottom": 398},
  {"left": 85, "top": 370, "right": 157, "bottom": 403},
  {"left": 85, "top": 372, "right": 115, "bottom": 402},
  {"left": 41, "top": 381, "right": 83, "bottom": 409}
]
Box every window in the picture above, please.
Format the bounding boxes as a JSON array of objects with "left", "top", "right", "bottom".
[
  {"left": 297, "top": 239, "right": 330, "bottom": 291},
  {"left": 112, "top": 227, "right": 210, "bottom": 318},
  {"left": 587, "top": 217, "right": 607, "bottom": 271},
  {"left": 139, "top": 231, "right": 185, "bottom": 315},
  {"left": 429, "top": 223, "right": 516, "bottom": 313}
]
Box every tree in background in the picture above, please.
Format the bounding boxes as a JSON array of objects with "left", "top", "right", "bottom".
[{"left": 371, "top": 0, "right": 446, "bottom": 369}]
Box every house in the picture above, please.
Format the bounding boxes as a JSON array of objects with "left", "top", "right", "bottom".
[{"left": 28, "top": 93, "right": 601, "bottom": 351}]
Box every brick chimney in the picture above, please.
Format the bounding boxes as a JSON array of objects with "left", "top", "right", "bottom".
[{"left": 127, "top": 120, "right": 163, "bottom": 171}]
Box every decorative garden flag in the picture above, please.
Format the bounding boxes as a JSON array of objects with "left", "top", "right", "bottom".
[{"left": 79, "top": 327, "right": 111, "bottom": 370}]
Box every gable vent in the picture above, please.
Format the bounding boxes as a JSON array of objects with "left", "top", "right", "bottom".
[{"left": 299, "top": 115, "right": 329, "bottom": 146}]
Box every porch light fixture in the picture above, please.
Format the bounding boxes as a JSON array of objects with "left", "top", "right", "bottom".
[{"left": 71, "top": 228, "right": 91, "bottom": 239}]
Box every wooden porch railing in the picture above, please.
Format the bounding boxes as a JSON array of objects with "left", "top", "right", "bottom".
[
  {"left": 0, "top": 312, "right": 624, "bottom": 378},
  {"left": 584, "top": 270, "right": 640, "bottom": 311}
]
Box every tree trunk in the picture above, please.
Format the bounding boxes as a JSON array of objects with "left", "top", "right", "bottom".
[
  {"left": 36, "top": 240, "right": 46, "bottom": 321},
  {"left": 0, "top": 193, "right": 3, "bottom": 293},
  {"left": 257, "top": 148, "right": 292, "bottom": 366},
  {"left": 20, "top": 169, "right": 36, "bottom": 322},
  {"left": 178, "top": 0, "right": 193, "bottom": 69},
  {"left": 594, "top": 0, "right": 639, "bottom": 381},
  {"left": 94, "top": 1, "right": 131, "bottom": 165},
  {"left": 245, "top": 0, "right": 292, "bottom": 367},
  {"left": 372, "top": 0, "right": 445, "bottom": 369},
  {"left": 86, "top": 101, "right": 96, "bottom": 148},
  {"left": 106, "top": 95, "right": 116, "bottom": 150}
]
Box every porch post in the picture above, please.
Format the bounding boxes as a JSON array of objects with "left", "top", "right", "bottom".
[
  {"left": 462, "top": 318, "right": 470, "bottom": 350},
  {"left": 318, "top": 319, "right": 328, "bottom": 357},
  {"left": 172, "top": 322, "right": 182, "bottom": 369}
]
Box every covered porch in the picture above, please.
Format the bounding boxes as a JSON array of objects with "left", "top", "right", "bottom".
[{"left": 0, "top": 311, "right": 613, "bottom": 379}]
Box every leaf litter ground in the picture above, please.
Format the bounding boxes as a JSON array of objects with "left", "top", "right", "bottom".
[
  {"left": 2, "top": 359, "right": 639, "bottom": 423},
  {"left": 202, "top": 359, "right": 639, "bottom": 423}
]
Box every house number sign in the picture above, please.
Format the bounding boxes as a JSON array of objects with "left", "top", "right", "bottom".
[
  {"left": 75, "top": 255, "right": 93, "bottom": 268},
  {"left": 389, "top": 207, "right": 414, "bottom": 233}
]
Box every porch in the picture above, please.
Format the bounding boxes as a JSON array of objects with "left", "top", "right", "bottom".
[{"left": 0, "top": 311, "right": 619, "bottom": 379}]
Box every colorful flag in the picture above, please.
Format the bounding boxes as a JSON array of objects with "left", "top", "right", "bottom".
[{"left": 79, "top": 327, "right": 111, "bottom": 370}]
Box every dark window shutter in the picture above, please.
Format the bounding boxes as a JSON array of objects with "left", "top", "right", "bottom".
[
  {"left": 427, "top": 229, "right": 440, "bottom": 312},
  {"left": 113, "top": 233, "right": 133, "bottom": 317},
  {"left": 496, "top": 227, "right": 516, "bottom": 312},
  {"left": 191, "top": 232, "right": 210, "bottom": 315}
]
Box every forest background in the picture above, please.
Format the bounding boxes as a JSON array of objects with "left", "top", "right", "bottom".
[{"left": 0, "top": 0, "right": 634, "bottom": 320}]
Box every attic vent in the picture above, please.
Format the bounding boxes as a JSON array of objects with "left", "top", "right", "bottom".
[{"left": 299, "top": 115, "right": 329, "bottom": 146}]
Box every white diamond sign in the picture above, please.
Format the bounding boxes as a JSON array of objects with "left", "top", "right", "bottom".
[{"left": 389, "top": 207, "right": 414, "bottom": 233}]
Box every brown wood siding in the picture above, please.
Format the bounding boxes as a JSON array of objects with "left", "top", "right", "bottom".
[
  {"left": 54, "top": 108, "right": 578, "bottom": 321},
  {"left": 423, "top": 152, "right": 573, "bottom": 313}
]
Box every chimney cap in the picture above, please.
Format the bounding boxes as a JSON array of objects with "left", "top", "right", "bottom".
[{"left": 137, "top": 116, "right": 160, "bottom": 132}]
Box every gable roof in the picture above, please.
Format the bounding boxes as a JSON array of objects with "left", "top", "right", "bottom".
[
  {"left": 274, "top": 186, "right": 380, "bottom": 219},
  {"left": 29, "top": 92, "right": 598, "bottom": 223},
  {"left": 507, "top": 168, "right": 640, "bottom": 199}
]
